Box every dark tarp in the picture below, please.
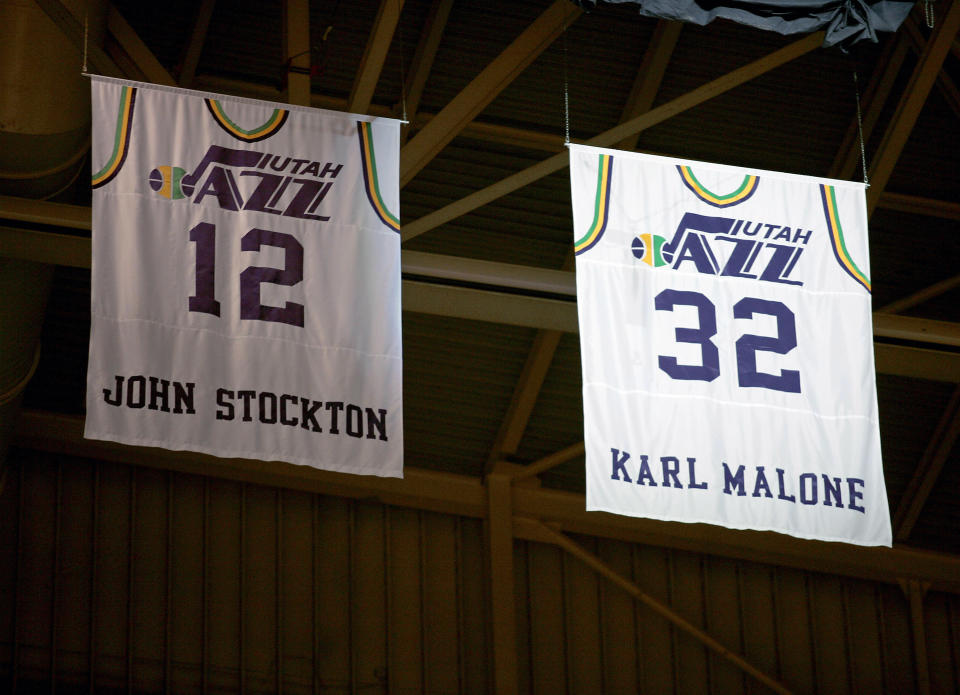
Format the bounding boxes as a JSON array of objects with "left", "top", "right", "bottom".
[{"left": 572, "top": 1, "right": 915, "bottom": 48}]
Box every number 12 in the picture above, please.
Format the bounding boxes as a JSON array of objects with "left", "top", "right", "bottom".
[{"left": 188, "top": 222, "right": 305, "bottom": 327}]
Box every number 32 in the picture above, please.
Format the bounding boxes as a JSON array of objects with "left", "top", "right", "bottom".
[{"left": 654, "top": 289, "right": 801, "bottom": 394}]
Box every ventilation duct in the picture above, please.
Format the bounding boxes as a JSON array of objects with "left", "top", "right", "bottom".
[{"left": 0, "top": 0, "right": 105, "bottom": 491}]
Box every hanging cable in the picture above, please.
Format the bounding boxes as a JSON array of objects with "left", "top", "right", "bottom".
[
  {"left": 562, "top": 18, "right": 571, "bottom": 145},
  {"left": 398, "top": 19, "right": 409, "bottom": 124},
  {"left": 82, "top": 12, "right": 89, "bottom": 74},
  {"left": 853, "top": 70, "right": 869, "bottom": 186}
]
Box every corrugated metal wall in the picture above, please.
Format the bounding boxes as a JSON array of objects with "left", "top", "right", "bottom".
[{"left": 2, "top": 449, "right": 959, "bottom": 694}]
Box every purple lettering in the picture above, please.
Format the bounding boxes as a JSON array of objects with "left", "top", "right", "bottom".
[
  {"left": 366, "top": 408, "right": 388, "bottom": 441},
  {"left": 237, "top": 390, "right": 256, "bottom": 421},
  {"left": 346, "top": 404, "right": 363, "bottom": 438},
  {"left": 660, "top": 456, "right": 683, "bottom": 488},
  {"left": 280, "top": 394, "right": 299, "bottom": 426},
  {"left": 282, "top": 179, "right": 332, "bottom": 221},
  {"left": 610, "top": 448, "right": 632, "bottom": 482},
  {"left": 326, "top": 402, "right": 344, "bottom": 433},
  {"left": 148, "top": 377, "right": 171, "bottom": 412},
  {"left": 126, "top": 375, "right": 146, "bottom": 408},
  {"left": 103, "top": 375, "right": 123, "bottom": 406},
  {"left": 300, "top": 398, "right": 322, "bottom": 432},
  {"left": 216, "top": 389, "right": 235, "bottom": 421},
  {"left": 319, "top": 162, "right": 343, "bottom": 178}
]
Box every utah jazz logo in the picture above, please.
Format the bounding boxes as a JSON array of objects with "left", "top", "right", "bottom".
[
  {"left": 149, "top": 166, "right": 192, "bottom": 199},
  {"left": 146, "top": 145, "right": 344, "bottom": 222},
  {"left": 631, "top": 212, "right": 812, "bottom": 286},
  {"left": 631, "top": 233, "right": 671, "bottom": 267}
]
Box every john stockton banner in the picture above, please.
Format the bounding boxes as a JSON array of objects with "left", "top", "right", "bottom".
[
  {"left": 85, "top": 76, "right": 403, "bottom": 477},
  {"left": 570, "top": 145, "right": 890, "bottom": 545}
]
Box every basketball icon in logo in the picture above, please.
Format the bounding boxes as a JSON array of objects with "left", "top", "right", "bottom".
[
  {"left": 631, "top": 233, "right": 671, "bottom": 267},
  {"left": 148, "top": 166, "right": 193, "bottom": 199}
]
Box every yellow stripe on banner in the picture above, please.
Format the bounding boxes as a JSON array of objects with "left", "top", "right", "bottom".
[
  {"left": 680, "top": 166, "right": 758, "bottom": 207},
  {"left": 574, "top": 154, "right": 612, "bottom": 254},
  {"left": 359, "top": 122, "right": 400, "bottom": 231},
  {"left": 207, "top": 99, "right": 288, "bottom": 142},
  {"left": 91, "top": 86, "right": 135, "bottom": 187},
  {"left": 824, "top": 185, "right": 871, "bottom": 291}
]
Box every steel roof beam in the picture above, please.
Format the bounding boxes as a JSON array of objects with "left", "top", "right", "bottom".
[
  {"left": 283, "top": 0, "right": 312, "bottom": 106},
  {"left": 34, "top": 0, "right": 123, "bottom": 78},
  {"left": 401, "top": 31, "right": 824, "bottom": 242},
  {"left": 486, "top": 470, "right": 519, "bottom": 694},
  {"left": 866, "top": 0, "right": 960, "bottom": 216},
  {"left": 178, "top": 0, "right": 216, "bottom": 88},
  {"left": 399, "top": 0, "right": 581, "bottom": 187},
  {"left": 4, "top": 222, "right": 958, "bottom": 380},
  {"left": 2, "top": 198, "right": 958, "bottom": 374},
  {"left": 877, "top": 274, "right": 960, "bottom": 314},
  {"left": 903, "top": 15, "right": 960, "bottom": 119},
  {"left": 185, "top": 74, "right": 960, "bottom": 224},
  {"left": 348, "top": 0, "right": 404, "bottom": 114},
  {"left": 106, "top": 5, "right": 176, "bottom": 86},
  {"left": 401, "top": 0, "right": 454, "bottom": 144},
  {"left": 484, "top": 22, "right": 683, "bottom": 475},
  {"left": 828, "top": 33, "right": 909, "bottom": 181},
  {"left": 893, "top": 384, "right": 960, "bottom": 541},
  {"left": 616, "top": 20, "right": 682, "bottom": 151},
  {"left": 876, "top": 191, "right": 960, "bottom": 220}
]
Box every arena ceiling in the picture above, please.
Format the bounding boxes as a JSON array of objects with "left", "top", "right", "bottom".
[{"left": 2, "top": 0, "right": 959, "bottom": 585}]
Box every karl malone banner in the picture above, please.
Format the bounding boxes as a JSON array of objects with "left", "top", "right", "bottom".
[
  {"left": 570, "top": 145, "right": 891, "bottom": 546},
  {"left": 85, "top": 76, "right": 403, "bottom": 477}
]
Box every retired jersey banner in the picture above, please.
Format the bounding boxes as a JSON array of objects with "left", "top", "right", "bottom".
[
  {"left": 570, "top": 145, "right": 891, "bottom": 546},
  {"left": 85, "top": 76, "right": 403, "bottom": 477}
]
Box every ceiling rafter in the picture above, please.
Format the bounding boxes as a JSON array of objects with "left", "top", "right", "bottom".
[
  {"left": 483, "top": 327, "right": 565, "bottom": 473},
  {"left": 872, "top": 314, "right": 960, "bottom": 347},
  {"left": 348, "top": 0, "right": 404, "bottom": 114},
  {"left": 185, "top": 73, "right": 960, "bottom": 224},
  {"left": 903, "top": 14, "right": 960, "bottom": 118},
  {"left": 3, "top": 205, "right": 958, "bottom": 381},
  {"left": 399, "top": 0, "right": 582, "bottom": 187},
  {"left": 401, "top": 31, "right": 824, "bottom": 242},
  {"left": 875, "top": 191, "right": 960, "bottom": 219},
  {"left": 615, "top": 19, "right": 683, "bottom": 151},
  {"left": 283, "top": 0, "right": 312, "bottom": 106},
  {"left": 486, "top": 470, "right": 519, "bottom": 694},
  {"left": 893, "top": 383, "right": 960, "bottom": 541},
  {"left": 106, "top": 5, "right": 176, "bottom": 86},
  {"left": 828, "top": 32, "right": 909, "bottom": 180},
  {"left": 865, "top": 0, "right": 960, "bottom": 216},
  {"left": 483, "top": 20, "right": 683, "bottom": 476},
  {"left": 34, "top": 0, "right": 123, "bottom": 78},
  {"left": 177, "top": 0, "right": 216, "bottom": 88},
  {"left": 15, "top": 410, "right": 960, "bottom": 594},
  {"left": 877, "top": 274, "right": 960, "bottom": 314},
  {"left": 523, "top": 519, "right": 793, "bottom": 694},
  {"left": 511, "top": 442, "right": 585, "bottom": 482},
  {"left": 873, "top": 344, "right": 960, "bottom": 383},
  {"left": 400, "top": 0, "right": 454, "bottom": 144}
]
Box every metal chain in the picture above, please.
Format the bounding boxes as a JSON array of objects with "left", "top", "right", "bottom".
[
  {"left": 398, "top": 20, "right": 408, "bottom": 124},
  {"left": 853, "top": 70, "right": 869, "bottom": 186},
  {"left": 925, "top": 0, "right": 935, "bottom": 29},
  {"left": 83, "top": 12, "right": 89, "bottom": 73},
  {"left": 563, "top": 19, "right": 571, "bottom": 145}
]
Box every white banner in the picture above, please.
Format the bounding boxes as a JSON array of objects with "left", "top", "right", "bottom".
[
  {"left": 85, "top": 76, "right": 403, "bottom": 477},
  {"left": 570, "top": 145, "right": 890, "bottom": 545}
]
